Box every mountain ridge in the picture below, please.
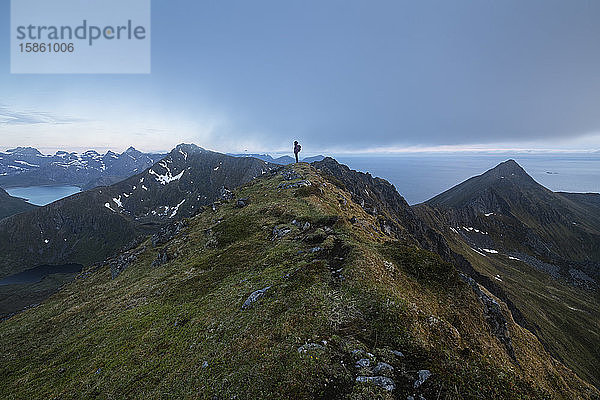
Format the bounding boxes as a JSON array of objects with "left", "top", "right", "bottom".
[
  {"left": 0, "top": 146, "right": 165, "bottom": 190},
  {"left": 0, "top": 161, "right": 597, "bottom": 399}
]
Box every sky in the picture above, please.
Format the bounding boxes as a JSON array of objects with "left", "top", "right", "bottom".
[{"left": 2, "top": 0, "right": 600, "bottom": 155}]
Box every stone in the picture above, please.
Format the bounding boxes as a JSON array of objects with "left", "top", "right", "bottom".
[
  {"left": 355, "top": 376, "right": 396, "bottom": 391},
  {"left": 414, "top": 370, "right": 431, "bottom": 388},
  {"left": 355, "top": 358, "right": 371, "bottom": 368},
  {"left": 298, "top": 343, "right": 325, "bottom": 353},
  {"left": 392, "top": 350, "right": 405, "bottom": 358},
  {"left": 278, "top": 180, "right": 311, "bottom": 190},
  {"left": 152, "top": 220, "right": 188, "bottom": 247},
  {"left": 236, "top": 198, "right": 250, "bottom": 208},
  {"left": 241, "top": 286, "right": 270, "bottom": 309},
  {"left": 373, "top": 362, "right": 394, "bottom": 375},
  {"left": 309, "top": 246, "right": 322, "bottom": 253},
  {"left": 281, "top": 169, "right": 302, "bottom": 181},
  {"left": 219, "top": 186, "right": 234, "bottom": 201},
  {"left": 151, "top": 250, "right": 169, "bottom": 267},
  {"left": 272, "top": 225, "right": 292, "bottom": 239},
  {"left": 202, "top": 361, "right": 209, "bottom": 369}
]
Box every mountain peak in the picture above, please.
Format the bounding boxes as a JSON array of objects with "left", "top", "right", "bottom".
[
  {"left": 173, "top": 143, "right": 205, "bottom": 155},
  {"left": 5, "top": 147, "right": 41, "bottom": 156},
  {"left": 481, "top": 159, "right": 535, "bottom": 185},
  {"left": 123, "top": 146, "right": 139, "bottom": 154},
  {"left": 425, "top": 159, "right": 541, "bottom": 208}
]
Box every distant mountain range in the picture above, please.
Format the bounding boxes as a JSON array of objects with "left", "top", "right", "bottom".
[
  {"left": 228, "top": 153, "right": 325, "bottom": 165},
  {"left": 0, "top": 146, "right": 165, "bottom": 190}
]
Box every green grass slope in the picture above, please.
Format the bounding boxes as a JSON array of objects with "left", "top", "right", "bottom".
[
  {"left": 415, "top": 203, "right": 600, "bottom": 389},
  {"left": 1, "top": 164, "right": 597, "bottom": 399}
]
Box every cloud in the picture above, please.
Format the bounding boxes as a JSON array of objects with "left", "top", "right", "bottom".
[{"left": 0, "top": 106, "right": 84, "bottom": 125}]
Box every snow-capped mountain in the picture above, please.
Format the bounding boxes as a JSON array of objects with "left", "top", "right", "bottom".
[
  {"left": 0, "top": 144, "right": 277, "bottom": 281},
  {"left": 0, "top": 146, "right": 164, "bottom": 189}
]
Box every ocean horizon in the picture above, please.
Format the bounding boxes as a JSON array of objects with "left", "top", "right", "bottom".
[{"left": 327, "top": 153, "right": 600, "bottom": 205}]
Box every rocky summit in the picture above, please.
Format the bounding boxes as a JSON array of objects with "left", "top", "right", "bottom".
[{"left": 0, "top": 159, "right": 598, "bottom": 399}]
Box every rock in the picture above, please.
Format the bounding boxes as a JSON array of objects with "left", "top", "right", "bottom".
[
  {"left": 278, "top": 180, "right": 311, "bottom": 190},
  {"left": 302, "top": 222, "right": 311, "bottom": 231},
  {"left": 272, "top": 225, "right": 291, "bottom": 239},
  {"left": 298, "top": 343, "right": 325, "bottom": 353},
  {"left": 373, "top": 362, "right": 394, "bottom": 375},
  {"left": 392, "top": 350, "right": 405, "bottom": 358},
  {"left": 236, "top": 198, "right": 250, "bottom": 208},
  {"left": 383, "top": 261, "right": 395, "bottom": 272},
  {"left": 355, "top": 376, "right": 396, "bottom": 391},
  {"left": 152, "top": 220, "right": 188, "bottom": 247},
  {"left": 309, "top": 246, "right": 322, "bottom": 253},
  {"left": 109, "top": 245, "right": 146, "bottom": 279},
  {"left": 281, "top": 169, "right": 302, "bottom": 181},
  {"left": 461, "top": 275, "right": 515, "bottom": 359},
  {"left": 355, "top": 358, "right": 371, "bottom": 368},
  {"left": 241, "top": 286, "right": 271, "bottom": 309},
  {"left": 202, "top": 361, "right": 209, "bottom": 369},
  {"left": 151, "top": 250, "right": 169, "bottom": 267},
  {"left": 413, "top": 370, "right": 431, "bottom": 388},
  {"left": 219, "top": 186, "right": 234, "bottom": 201}
]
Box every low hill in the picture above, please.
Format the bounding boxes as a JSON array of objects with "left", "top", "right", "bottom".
[{"left": 0, "top": 162, "right": 596, "bottom": 399}]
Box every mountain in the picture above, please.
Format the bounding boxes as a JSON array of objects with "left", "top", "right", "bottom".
[
  {"left": 1, "top": 161, "right": 597, "bottom": 399},
  {"left": 229, "top": 153, "right": 325, "bottom": 165},
  {"left": 424, "top": 159, "right": 600, "bottom": 274},
  {"left": 0, "top": 146, "right": 164, "bottom": 190},
  {"left": 0, "top": 144, "right": 276, "bottom": 315},
  {"left": 0, "top": 187, "right": 37, "bottom": 220},
  {"left": 414, "top": 159, "right": 600, "bottom": 388},
  {"left": 303, "top": 155, "right": 326, "bottom": 163},
  {"left": 229, "top": 153, "right": 295, "bottom": 164}
]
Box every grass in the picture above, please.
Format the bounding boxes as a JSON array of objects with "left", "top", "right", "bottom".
[{"left": 0, "top": 164, "right": 597, "bottom": 399}]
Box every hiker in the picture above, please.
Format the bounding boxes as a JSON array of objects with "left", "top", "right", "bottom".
[{"left": 294, "top": 141, "right": 301, "bottom": 163}]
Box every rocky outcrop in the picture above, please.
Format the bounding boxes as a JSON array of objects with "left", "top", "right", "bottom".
[{"left": 462, "top": 275, "right": 515, "bottom": 360}]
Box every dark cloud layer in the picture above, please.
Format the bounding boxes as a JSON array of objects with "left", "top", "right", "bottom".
[
  {"left": 149, "top": 0, "right": 600, "bottom": 149},
  {"left": 2, "top": 1, "right": 600, "bottom": 151}
]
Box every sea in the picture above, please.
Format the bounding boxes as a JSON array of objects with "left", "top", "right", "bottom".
[
  {"left": 5, "top": 185, "right": 81, "bottom": 206},
  {"left": 332, "top": 153, "right": 600, "bottom": 205}
]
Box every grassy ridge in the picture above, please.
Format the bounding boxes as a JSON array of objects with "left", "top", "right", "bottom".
[{"left": 0, "top": 164, "right": 596, "bottom": 399}]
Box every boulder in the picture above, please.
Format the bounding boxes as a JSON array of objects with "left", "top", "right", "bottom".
[
  {"left": 355, "top": 376, "right": 396, "bottom": 391},
  {"left": 241, "top": 286, "right": 271, "bottom": 309}
]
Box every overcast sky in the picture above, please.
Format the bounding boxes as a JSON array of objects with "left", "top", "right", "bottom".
[{"left": 2, "top": 0, "right": 600, "bottom": 155}]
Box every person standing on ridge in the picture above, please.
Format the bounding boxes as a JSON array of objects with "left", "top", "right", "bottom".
[{"left": 294, "top": 141, "right": 302, "bottom": 163}]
